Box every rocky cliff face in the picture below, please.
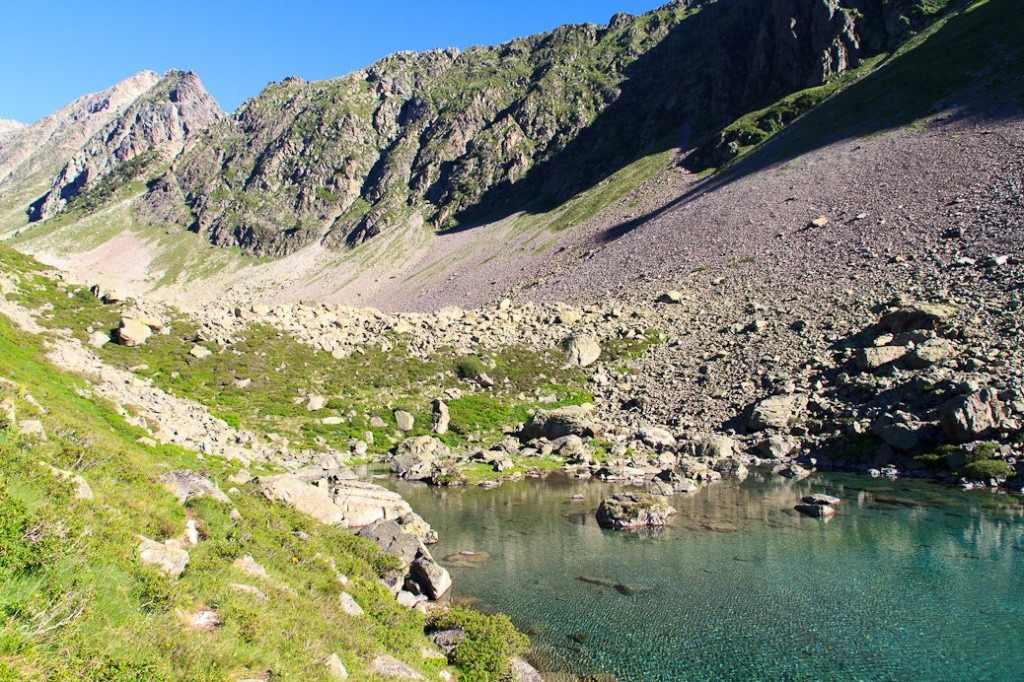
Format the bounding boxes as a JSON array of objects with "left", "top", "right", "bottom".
[
  {"left": 0, "top": 71, "right": 161, "bottom": 193},
  {"left": 141, "top": 0, "right": 941, "bottom": 258},
  {"left": 0, "top": 118, "right": 26, "bottom": 141},
  {"left": 29, "top": 70, "right": 223, "bottom": 221}
]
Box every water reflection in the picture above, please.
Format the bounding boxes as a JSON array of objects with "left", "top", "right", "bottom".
[{"left": 391, "top": 472, "right": 1024, "bottom": 681}]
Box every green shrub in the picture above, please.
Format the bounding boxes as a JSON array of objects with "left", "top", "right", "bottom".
[
  {"left": 455, "top": 356, "right": 489, "bottom": 380},
  {"left": 962, "top": 459, "right": 1014, "bottom": 480},
  {"left": 427, "top": 606, "right": 528, "bottom": 681}
]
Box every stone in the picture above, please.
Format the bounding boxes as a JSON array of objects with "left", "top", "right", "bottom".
[
  {"left": 431, "top": 399, "right": 450, "bottom": 435},
  {"left": 657, "top": 290, "right": 684, "bottom": 304},
  {"left": 18, "top": 419, "right": 46, "bottom": 440},
  {"left": 229, "top": 583, "right": 268, "bottom": 603},
  {"left": 395, "top": 410, "right": 415, "bottom": 431},
  {"left": 809, "top": 216, "right": 829, "bottom": 228},
  {"left": 510, "top": 657, "right": 544, "bottom": 682},
  {"left": 906, "top": 338, "right": 952, "bottom": 369},
  {"left": 691, "top": 434, "right": 735, "bottom": 460},
  {"left": 228, "top": 469, "right": 252, "bottom": 485},
  {"left": 758, "top": 434, "right": 798, "bottom": 459},
  {"left": 410, "top": 556, "right": 453, "bottom": 600},
  {"left": 940, "top": 389, "right": 1001, "bottom": 444},
  {"left": 748, "top": 394, "right": 807, "bottom": 431},
  {"left": 87, "top": 330, "right": 110, "bottom": 348},
  {"left": 564, "top": 333, "right": 601, "bottom": 367},
  {"left": 877, "top": 303, "right": 957, "bottom": 333},
  {"left": 596, "top": 493, "right": 677, "bottom": 529},
  {"left": 189, "top": 344, "right": 213, "bottom": 359},
  {"left": 856, "top": 346, "right": 908, "bottom": 372},
  {"left": 306, "top": 394, "right": 326, "bottom": 412},
  {"left": 391, "top": 436, "right": 450, "bottom": 480},
  {"left": 159, "top": 470, "right": 231, "bottom": 505},
  {"left": 189, "top": 610, "right": 222, "bottom": 630},
  {"left": 339, "top": 591, "right": 364, "bottom": 617},
  {"left": 871, "top": 415, "right": 920, "bottom": 452},
  {"left": 232, "top": 555, "right": 269, "bottom": 579},
  {"left": 325, "top": 653, "right": 348, "bottom": 680},
  {"left": 775, "top": 463, "right": 812, "bottom": 479},
  {"left": 637, "top": 425, "right": 676, "bottom": 449},
  {"left": 522, "top": 404, "right": 598, "bottom": 440},
  {"left": 258, "top": 475, "right": 345, "bottom": 525},
  {"left": 803, "top": 494, "right": 840, "bottom": 506},
  {"left": 795, "top": 503, "right": 835, "bottom": 518},
  {"left": 115, "top": 318, "right": 152, "bottom": 347},
  {"left": 137, "top": 538, "right": 189, "bottom": 577},
  {"left": 369, "top": 654, "right": 425, "bottom": 680},
  {"left": 44, "top": 464, "right": 93, "bottom": 500}
]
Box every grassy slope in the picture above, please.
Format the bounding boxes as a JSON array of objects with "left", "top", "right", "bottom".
[{"left": 0, "top": 249, "right": 468, "bottom": 680}]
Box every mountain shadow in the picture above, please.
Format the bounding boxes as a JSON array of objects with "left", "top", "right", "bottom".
[
  {"left": 597, "top": 0, "right": 1024, "bottom": 244},
  {"left": 451, "top": 0, "right": 948, "bottom": 232}
]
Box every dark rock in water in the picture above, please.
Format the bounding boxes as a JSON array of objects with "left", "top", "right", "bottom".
[
  {"left": 568, "top": 632, "right": 591, "bottom": 644},
  {"left": 596, "top": 493, "right": 677, "bottom": 529},
  {"left": 613, "top": 583, "right": 649, "bottom": 596},
  {"left": 802, "top": 494, "right": 841, "bottom": 506},
  {"left": 795, "top": 503, "right": 835, "bottom": 518}
]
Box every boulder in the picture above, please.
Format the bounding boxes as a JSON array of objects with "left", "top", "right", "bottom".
[
  {"left": 748, "top": 394, "right": 807, "bottom": 431},
  {"left": 325, "top": 653, "right": 349, "bottom": 680},
  {"left": 940, "top": 389, "right": 1001, "bottom": 444},
  {"left": 637, "top": 425, "right": 677, "bottom": 449},
  {"left": 906, "top": 338, "right": 952, "bottom": 369},
  {"left": 775, "top": 463, "right": 812, "bottom": 479},
  {"left": 159, "top": 470, "right": 231, "bottom": 505},
  {"left": 803, "top": 494, "right": 840, "bottom": 506},
  {"left": 87, "top": 330, "right": 110, "bottom": 348},
  {"left": 877, "top": 303, "right": 956, "bottom": 333},
  {"left": 691, "top": 434, "right": 735, "bottom": 460},
  {"left": 564, "top": 334, "right": 601, "bottom": 367},
  {"left": 115, "top": 318, "right": 152, "bottom": 347},
  {"left": 395, "top": 410, "right": 415, "bottom": 432},
  {"left": 338, "top": 592, "right": 364, "bottom": 617},
  {"left": 795, "top": 503, "right": 835, "bottom": 518},
  {"left": 391, "top": 436, "right": 450, "bottom": 480},
  {"left": 431, "top": 399, "right": 450, "bottom": 435},
  {"left": 510, "top": 657, "right": 544, "bottom": 682},
  {"left": 306, "top": 394, "right": 326, "bottom": 412},
  {"left": 758, "top": 434, "right": 798, "bottom": 459},
  {"left": 410, "top": 555, "right": 453, "bottom": 600},
  {"left": 369, "top": 655, "right": 425, "bottom": 680},
  {"left": 258, "top": 475, "right": 345, "bottom": 525},
  {"left": 189, "top": 345, "right": 213, "bottom": 359},
  {"left": 596, "top": 493, "right": 677, "bottom": 529},
  {"left": 137, "top": 538, "right": 189, "bottom": 577},
  {"left": 522, "top": 404, "right": 598, "bottom": 440},
  {"left": 855, "top": 346, "right": 908, "bottom": 372}
]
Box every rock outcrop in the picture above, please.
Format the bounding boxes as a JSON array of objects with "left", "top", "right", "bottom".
[{"left": 30, "top": 70, "right": 223, "bottom": 221}]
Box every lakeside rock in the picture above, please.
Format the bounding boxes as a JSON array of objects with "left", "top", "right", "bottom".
[{"left": 596, "top": 493, "right": 677, "bottom": 529}]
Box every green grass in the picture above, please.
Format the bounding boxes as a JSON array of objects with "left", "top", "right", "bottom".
[{"left": 0, "top": 250, "right": 477, "bottom": 680}]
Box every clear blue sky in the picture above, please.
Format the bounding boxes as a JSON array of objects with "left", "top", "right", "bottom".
[{"left": 0, "top": 0, "right": 663, "bottom": 124}]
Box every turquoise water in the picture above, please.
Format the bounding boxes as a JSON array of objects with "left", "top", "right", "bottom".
[{"left": 392, "top": 472, "right": 1024, "bottom": 681}]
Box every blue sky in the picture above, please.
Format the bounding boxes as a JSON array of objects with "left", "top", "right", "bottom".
[{"left": 1, "top": 0, "right": 663, "bottom": 124}]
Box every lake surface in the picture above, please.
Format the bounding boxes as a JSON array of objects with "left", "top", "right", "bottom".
[{"left": 391, "top": 471, "right": 1024, "bottom": 681}]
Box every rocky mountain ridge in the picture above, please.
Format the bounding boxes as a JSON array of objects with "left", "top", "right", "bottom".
[
  {"left": 149, "top": 0, "right": 941, "bottom": 257},
  {"left": 29, "top": 70, "right": 223, "bottom": 221},
  {"left": 0, "top": 70, "right": 161, "bottom": 193}
]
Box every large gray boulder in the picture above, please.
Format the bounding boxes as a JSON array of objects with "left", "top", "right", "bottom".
[
  {"left": 137, "top": 538, "right": 189, "bottom": 577},
  {"left": 596, "top": 493, "right": 677, "bottom": 529},
  {"left": 748, "top": 394, "right": 807, "bottom": 431},
  {"left": 258, "top": 475, "right": 345, "bottom": 525},
  {"left": 940, "top": 389, "right": 1002, "bottom": 443},
  {"left": 358, "top": 519, "right": 452, "bottom": 600},
  {"left": 391, "top": 436, "right": 450, "bottom": 480},
  {"left": 877, "top": 303, "right": 956, "bottom": 333},
  {"left": 564, "top": 333, "right": 601, "bottom": 367},
  {"left": 522, "top": 404, "right": 598, "bottom": 440}
]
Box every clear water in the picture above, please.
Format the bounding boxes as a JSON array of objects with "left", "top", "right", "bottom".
[{"left": 391, "top": 472, "right": 1024, "bottom": 681}]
